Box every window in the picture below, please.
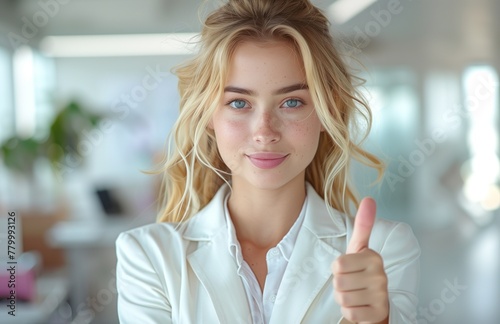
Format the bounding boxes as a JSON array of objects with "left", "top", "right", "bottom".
[
  {"left": 462, "top": 65, "right": 500, "bottom": 214},
  {"left": 352, "top": 68, "right": 419, "bottom": 222},
  {"left": 13, "top": 45, "right": 55, "bottom": 139},
  {"left": 0, "top": 46, "right": 13, "bottom": 143}
]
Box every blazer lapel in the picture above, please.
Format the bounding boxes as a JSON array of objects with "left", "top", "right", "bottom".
[
  {"left": 270, "top": 183, "right": 347, "bottom": 323},
  {"left": 183, "top": 184, "right": 252, "bottom": 323},
  {"left": 187, "top": 232, "right": 251, "bottom": 323}
]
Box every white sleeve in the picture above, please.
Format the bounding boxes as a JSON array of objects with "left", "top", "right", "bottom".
[
  {"left": 380, "top": 222, "right": 420, "bottom": 324},
  {"left": 116, "top": 232, "right": 173, "bottom": 324}
]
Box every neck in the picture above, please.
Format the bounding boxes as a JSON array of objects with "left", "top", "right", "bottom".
[{"left": 227, "top": 177, "right": 306, "bottom": 248}]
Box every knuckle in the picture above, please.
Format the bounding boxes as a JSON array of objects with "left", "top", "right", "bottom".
[
  {"left": 336, "top": 291, "right": 350, "bottom": 306},
  {"left": 376, "top": 273, "right": 388, "bottom": 287},
  {"left": 332, "top": 259, "right": 340, "bottom": 273},
  {"left": 366, "top": 254, "right": 384, "bottom": 271},
  {"left": 374, "top": 255, "right": 384, "bottom": 266},
  {"left": 335, "top": 255, "right": 349, "bottom": 272},
  {"left": 333, "top": 275, "right": 344, "bottom": 290},
  {"left": 368, "top": 274, "right": 388, "bottom": 292},
  {"left": 332, "top": 276, "right": 339, "bottom": 289},
  {"left": 366, "top": 249, "right": 381, "bottom": 261},
  {"left": 334, "top": 290, "right": 343, "bottom": 305},
  {"left": 371, "top": 292, "right": 389, "bottom": 309},
  {"left": 343, "top": 307, "right": 358, "bottom": 322},
  {"left": 380, "top": 274, "right": 388, "bottom": 286}
]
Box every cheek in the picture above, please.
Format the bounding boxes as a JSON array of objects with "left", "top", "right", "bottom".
[
  {"left": 213, "top": 117, "right": 247, "bottom": 158},
  {"left": 288, "top": 120, "right": 322, "bottom": 156},
  {"left": 214, "top": 118, "right": 245, "bottom": 141},
  {"left": 291, "top": 118, "right": 321, "bottom": 139}
]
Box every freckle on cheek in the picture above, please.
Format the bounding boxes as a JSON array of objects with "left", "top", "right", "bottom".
[{"left": 228, "top": 120, "right": 240, "bottom": 128}]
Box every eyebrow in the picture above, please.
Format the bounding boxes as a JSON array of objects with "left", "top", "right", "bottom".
[{"left": 224, "top": 83, "right": 309, "bottom": 96}]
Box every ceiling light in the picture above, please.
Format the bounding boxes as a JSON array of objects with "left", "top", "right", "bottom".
[
  {"left": 328, "top": 0, "right": 378, "bottom": 24},
  {"left": 13, "top": 46, "right": 36, "bottom": 138},
  {"left": 40, "top": 33, "right": 199, "bottom": 57}
]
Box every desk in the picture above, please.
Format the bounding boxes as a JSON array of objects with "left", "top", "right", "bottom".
[{"left": 47, "top": 216, "right": 154, "bottom": 319}]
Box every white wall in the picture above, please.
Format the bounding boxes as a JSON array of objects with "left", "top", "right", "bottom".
[{"left": 49, "top": 55, "right": 189, "bottom": 218}]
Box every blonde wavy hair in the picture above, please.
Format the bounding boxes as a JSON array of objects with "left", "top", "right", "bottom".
[{"left": 155, "top": 0, "right": 384, "bottom": 223}]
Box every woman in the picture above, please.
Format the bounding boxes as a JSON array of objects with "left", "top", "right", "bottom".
[{"left": 116, "top": 0, "right": 420, "bottom": 323}]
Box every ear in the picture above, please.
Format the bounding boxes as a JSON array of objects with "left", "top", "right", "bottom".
[{"left": 207, "top": 118, "right": 214, "bottom": 130}]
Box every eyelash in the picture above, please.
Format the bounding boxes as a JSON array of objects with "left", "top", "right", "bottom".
[
  {"left": 282, "top": 98, "right": 305, "bottom": 108},
  {"left": 225, "top": 98, "right": 306, "bottom": 109}
]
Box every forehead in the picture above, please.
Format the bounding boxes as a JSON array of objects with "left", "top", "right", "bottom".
[{"left": 225, "top": 40, "right": 306, "bottom": 86}]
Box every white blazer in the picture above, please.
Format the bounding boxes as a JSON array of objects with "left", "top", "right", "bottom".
[{"left": 116, "top": 183, "right": 420, "bottom": 323}]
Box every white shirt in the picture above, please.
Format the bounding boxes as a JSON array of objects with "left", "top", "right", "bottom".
[{"left": 224, "top": 193, "right": 307, "bottom": 324}]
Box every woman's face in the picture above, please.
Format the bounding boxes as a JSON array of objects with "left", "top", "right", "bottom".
[{"left": 211, "top": 40, "right": 323, "bottom": 191}]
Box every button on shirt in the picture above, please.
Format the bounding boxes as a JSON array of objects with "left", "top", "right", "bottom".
[{"left": 224, "top": 194, "right": 307, "bottom": 324}]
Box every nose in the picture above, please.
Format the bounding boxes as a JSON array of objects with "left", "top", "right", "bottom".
[{"left": 253, "top": 110, "right": 281, "bottom": 144}]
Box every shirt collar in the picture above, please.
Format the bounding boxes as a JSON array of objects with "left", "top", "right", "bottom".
[
  {"left": 182, "top": 182, "right": 346, "bottom": 241},
  {"left": 224, "top": 190, "right": 307, "bottom": 264},
  {"left": 277, "top": 199, "right": 306, "bottom": 261},
  {"left": 225, "top": 193, "right": 243, "bottom": 267}
]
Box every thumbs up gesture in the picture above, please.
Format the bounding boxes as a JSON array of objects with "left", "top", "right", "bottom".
[{"left": 332, "top": 198, "right": 389, "bottom": 324}]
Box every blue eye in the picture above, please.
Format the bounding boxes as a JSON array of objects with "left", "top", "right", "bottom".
[
  {"left": 229, "top": 100, "right": 248, "bottom": 109},
  {"left": 283, "top": 99, "right": 303, "bottom": 108}
]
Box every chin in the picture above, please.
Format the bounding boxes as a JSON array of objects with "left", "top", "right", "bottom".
[{"left": 240, "top": 173, "right": 305, "bottom": 192}]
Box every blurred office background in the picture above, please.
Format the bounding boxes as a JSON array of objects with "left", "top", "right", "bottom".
[{"left": 0, "top": 0, "right": 499, "bottom": 323}]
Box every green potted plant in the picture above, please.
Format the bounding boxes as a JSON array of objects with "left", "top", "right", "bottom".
[{"left": 0, "top": 100, "right": 102, "bottom": 207}]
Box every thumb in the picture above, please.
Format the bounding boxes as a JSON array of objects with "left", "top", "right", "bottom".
[{"left": 346, "top": 197, "right": 376, "bottom": 254}]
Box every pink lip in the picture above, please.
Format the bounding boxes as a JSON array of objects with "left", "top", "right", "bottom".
[{"left": 246, "top": 153, "right": 288, "bottom": 169}]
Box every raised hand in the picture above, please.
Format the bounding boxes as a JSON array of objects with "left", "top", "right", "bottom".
[{"left": 332, "top": 198, "right": 389, "bottom": 324}]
